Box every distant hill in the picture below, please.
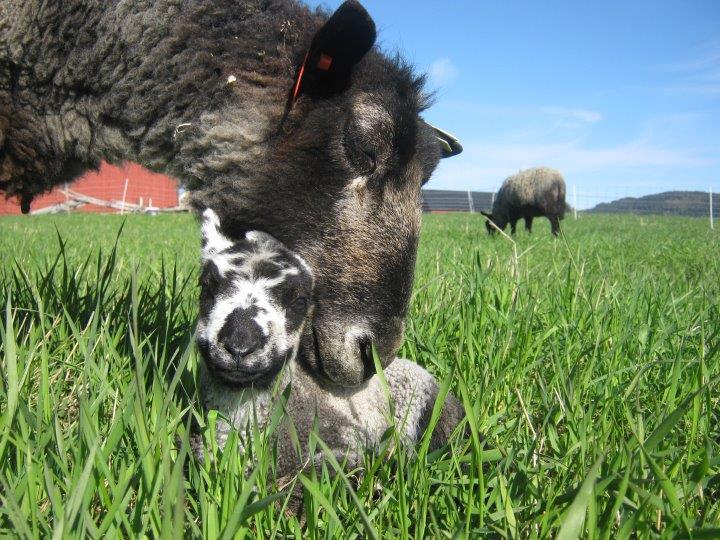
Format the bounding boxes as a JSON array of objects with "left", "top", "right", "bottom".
[{"left": 587, "top": 191, "right": 718, "bottom": 217}]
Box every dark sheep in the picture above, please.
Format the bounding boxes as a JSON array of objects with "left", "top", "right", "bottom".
[
  {"left": 0, "top": 1, "right": 461, "bottom": 387},
  {"left": 481, "top": 167, "right": 567, "bottom": 236}
]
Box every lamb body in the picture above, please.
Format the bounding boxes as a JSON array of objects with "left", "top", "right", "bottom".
[
  {"left": 195, "top": 209, "right": 463, "bottom": 475},
  {"left": 483, "top": 167, "right": 567, "bottom": 236},
  {"left": 200, "top": 351, "right": 459, "bottom": 475}
]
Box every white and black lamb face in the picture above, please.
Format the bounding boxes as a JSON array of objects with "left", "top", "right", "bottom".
[{"left": 196, "top": 209, "right": 314, "bottom": 387}]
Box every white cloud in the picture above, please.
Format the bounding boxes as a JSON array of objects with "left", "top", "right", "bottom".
[
  {"left": 426, "top": 95, "right": 718, "bottom": 202},
  {"left": 428, "top": 136, "right": 715, "bottom": 193},
  {"left": 436, "top": 101, "right": 604, "bottom": 138},
  {"left": 657, "top": 39, "right": 720, "bottom": 95},
  {"left": 658, "top": 38, "right": 720, "bottom": 75},
  {"left": 428, "top": 58, "right": 458, "bottom": 87},
  {"left": 661, "top": 83, "right": 720, "bottom": 96},
  {"left": 541, "top": 106, "right": 603, "bottom": 124}
]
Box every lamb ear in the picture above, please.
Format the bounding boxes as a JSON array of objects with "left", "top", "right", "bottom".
[
  {"left": 244, "top": 230, "right": 283, "bottom": 251},
  {"left": 295, "top": 0, "right": 376, "bottom": 99},
  {"left": 200, "top": 208, "right": 233, "bottom": 256},
  {"left": 480, "top": 210, "right": 492, "bottom": 219}
]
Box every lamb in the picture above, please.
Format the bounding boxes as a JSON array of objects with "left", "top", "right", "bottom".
[
  {"left": 194, "top": 208, "right": 464, "bottom": 476},
  {"left": 481, "top": 167, "right": 567, "bottom": 236},
  {"left": 1, "top": 0, "right": 461, "bottom": 389}
]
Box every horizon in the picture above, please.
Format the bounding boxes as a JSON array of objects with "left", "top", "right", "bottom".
[{"left": 309, "top": 1, "right": 720, "bottom": 208}]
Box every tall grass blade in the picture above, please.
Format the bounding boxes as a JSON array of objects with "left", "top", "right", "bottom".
[{"left": 557, "top": 454, "right": 604, "bottom": 540}]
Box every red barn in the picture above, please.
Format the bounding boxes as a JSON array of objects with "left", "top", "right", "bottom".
[{"left": 0, "top": 162, "right": 180, "bottom": 215}]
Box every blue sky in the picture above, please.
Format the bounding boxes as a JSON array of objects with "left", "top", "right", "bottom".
[{"left": 310, "top": 1, "right": 720, "bottom": 206}]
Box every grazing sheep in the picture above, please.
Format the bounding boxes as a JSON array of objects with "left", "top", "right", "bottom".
[
  {"left": 1, "top": 0, "right": 461, "bottom": 388},
  {"left": 195, "top": 209, "right": 464, "bottom": 476},
  {"left": 481, "top": 167, "right": 567, "bottom": 236}
]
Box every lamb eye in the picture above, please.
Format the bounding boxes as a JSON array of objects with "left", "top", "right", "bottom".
[
  {"left": 200, "top": 263, "right": 220, "bottom": 295},
  {"left": 293, "top": 296, "right": 308, "bottom": 310}
]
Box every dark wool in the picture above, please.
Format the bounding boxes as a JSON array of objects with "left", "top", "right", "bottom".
[{"left": 0, "top": 0, "right": 324, "bottom": 207}]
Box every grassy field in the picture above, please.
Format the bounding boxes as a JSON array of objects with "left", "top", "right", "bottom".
[{"left": 0, "top": 212, "right": 718, "bottom": 538}]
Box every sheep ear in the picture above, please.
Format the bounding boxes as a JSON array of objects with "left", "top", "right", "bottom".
[
  {"left": 480, "top": 210, "right": 492, "bottom": 219},
  {"left": 200, "top": 208, "right": 234, "bottom": 256},
  {"left": 428, "top": 124, "right": 463, "bottom": 158},
  {"left": 295, "top": 0, "right": 376, "bottom": 99}
]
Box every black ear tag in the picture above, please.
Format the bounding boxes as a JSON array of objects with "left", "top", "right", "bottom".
[{"left": 294, "top": 0, "right": 376, "bottom": 100}]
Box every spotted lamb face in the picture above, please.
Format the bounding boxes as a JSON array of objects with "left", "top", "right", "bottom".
[{"left": 196, "top": 209, "right": 313, "bottom": 387}]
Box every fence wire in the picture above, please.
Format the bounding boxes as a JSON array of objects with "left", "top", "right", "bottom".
[
  {"left": 422, "top": 190, "right": 494, "bottom": 213},
  {"left": 421, "top": 188, "right": 718, "bottom": 229}
]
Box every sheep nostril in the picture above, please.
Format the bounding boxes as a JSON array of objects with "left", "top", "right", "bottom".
[{"left": 359, "top": 339, "right": 376, "bottom": 380}]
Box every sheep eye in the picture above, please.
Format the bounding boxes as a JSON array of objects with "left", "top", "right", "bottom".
[
  {"left": 344, "top": 122, "right": 379, "bottom": 175},
  {"left": 293, "top": 296, "right": 308, "bottom": 310},
  {"left": 345, "top": 143, "right": 377, "bottom": 175},
  {"left": 364, "top": 150, "right": 378, "bottom": 173}
]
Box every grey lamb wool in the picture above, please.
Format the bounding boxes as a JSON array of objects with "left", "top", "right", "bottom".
[{"left": 194, "top": 209, "right": 464, "bottom": 476}]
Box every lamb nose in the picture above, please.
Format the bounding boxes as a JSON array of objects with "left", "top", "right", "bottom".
[
  {"left": 218, "top": 309, "right": 266, "bottom": 361},
  {"left": 222, "top": 326, "right": 263, "bottom": 360}
]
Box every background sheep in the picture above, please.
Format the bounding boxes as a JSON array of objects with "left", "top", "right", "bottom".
[
  {"left": 481, "top": 167, "right": 567, "bottom": 236},
  {"left": 195, "top": 209, "right": 464, "bottom": 476},
  {"left": 1, "top": 0, "right": 461, "bottom": 388}
]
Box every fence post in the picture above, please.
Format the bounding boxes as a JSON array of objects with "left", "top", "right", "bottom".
[
  {"left": 121, "top": 178, "right": 129, "bottom": 215},
  {"left": 573, "top": 184, "right": 578, "bottom": 220},
  {"left": 467, "top": 190, "right": 474, "bottom": 213},
  {"left": 711, "top": 188, "right": 714, "bottom": 230},
  {"left": 491, "top": 191, "right": 495, "bottom": 208}
]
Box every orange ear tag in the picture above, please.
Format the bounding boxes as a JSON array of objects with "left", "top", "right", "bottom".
[
  {"left": 291, "top": 52, "right": 333, "bottom": 105},
  {"left": 317, "top": 53, "right": 333, "bottom": 71},
  {"left": 292, "top": 53, "right": 309, "bottom": 103}
]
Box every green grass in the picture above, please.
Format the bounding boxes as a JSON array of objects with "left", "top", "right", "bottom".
[{"left": 0, "top": 212, "right": 718, "bottom": 537}]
